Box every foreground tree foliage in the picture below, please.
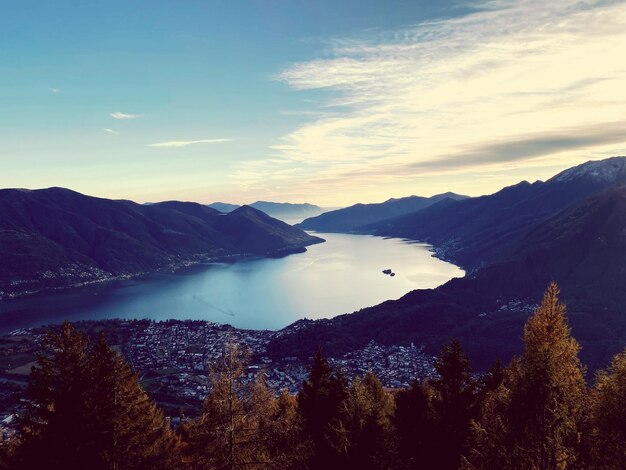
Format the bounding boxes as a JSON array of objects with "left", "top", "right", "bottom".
[
  {"left": 2, "top": 283, "right": 625, "bottom": 469},
  {"left": 333, "top": 371, "right": 396, "bottom": 469},
  {"left": 394, "top": 378, "right": 437, "bottom": 467},
  {"left": 465, "top": 282, "right": 587, "bottom": 469},
  {"left": 297, "top": 348, "right": 348, "bottom": 468},
  {"left": 432, "top": 339, "right": 476, "bottom": 470},
  {"left": 585, "top": 348, "right": 626, "bottom": 468},
  {"left": 9, "top": 323, "right": 180, "bottom": 470},
  {"left": 181, "top": 343, "right": 306, "bottom": 469}
]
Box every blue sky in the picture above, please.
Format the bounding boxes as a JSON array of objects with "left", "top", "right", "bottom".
[{"left": 2, "top": 0, "right": 626, "bottom": 205}]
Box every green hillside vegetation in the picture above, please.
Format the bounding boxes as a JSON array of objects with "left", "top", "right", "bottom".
[{"left": 0, "top": 284, "right": 624, "bottom": 469}]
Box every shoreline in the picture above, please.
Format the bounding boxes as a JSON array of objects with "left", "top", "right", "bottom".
[{"left": 0, "top": 241, "right": 322, "bottom": 302}]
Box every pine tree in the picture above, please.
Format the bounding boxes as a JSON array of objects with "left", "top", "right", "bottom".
[
  {"left": 13, "top": 322, "right": 93, "bottom": 468},
  {"left": 587, "top": 347, "right": 626, "bottom": 468},
  {"left": 431, "top": 338, "right": 476, "bottom": 470},
  {"left": 183, "top": 342, "right": 303, "bottom": 469},
  {"left": 465, "top": 283, "right": 587, "bottom": 469},
  {"left": 297, "top": 348, "right": 348, "bottom": 468},
  {"left": 261, "top": 389, "right": 309, "bottom": 469},
  {"left": 12, "top": 324, "right": 180, "bottom": 470},
  {"left": 86, "top": 334, "right": 180, "bottom": 470},
  {"left": 510, "top": 282, "right": 586, "bottom": 468},
  {"left": 394, "top": 379, "right": 437, "bottom": 468},
  {"left": 462, "top": 359, "right": 519, "bottom": 470},
  {"left": 334, "top": 371, "right": 396, "bottom": 469},
  {"left": 183, "top": 342, "right": 250, "bottom": 468}
]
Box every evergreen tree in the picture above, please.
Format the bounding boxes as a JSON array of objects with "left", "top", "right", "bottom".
[
  {"left": 510, "top": 282, "right": 586, "bottom": 468},
  {"left": 297, "top": 348, "right": 348, "bottom": 468},
  {"left": 12, "top": 324, "right": 179, "bottom": 470},
  {"left": 394, "top": 379, "right": 437, "bottom": 468},
  {"left": 86, "top": 334, "right": 180, "bottom": 470},
  {"left": 183, "top": 342, "right": 250, "bottom": 468},
  {"left": 431, "top": 339, "right": 476, "bottom": 470},
  {"left": 13, "top": 322, "right": 93, "bottom": 468},
  {"left": 183, "top": 342, "right": 302, "bottom": 469},
  {"left": 334, "top": 372, "right": 396, "bottom": 469},
  {"left": 476, "top": 359, "right": 504, "bottom": 398},
  {"left": 587, "top": 348, "right": 626, "bottom": 468},
  {"left": 462, "top": 359, "right": 519, "bottom": 470},
  {"left": 261, "top": 389, "right": 309, "bottom": 469},
  {"left": 465, "top": 283, "right": 586, "bottom": 469}
]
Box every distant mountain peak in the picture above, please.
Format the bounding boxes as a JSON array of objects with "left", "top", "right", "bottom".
[
  {"left": 231, "top": 204, "right": 262, "bottom": 215},
  {"left": 432, "top": 191, "right": 469, "bottom": 199},
  {"left": 551, "top": 156, "right": 626, "bottom": 183},
  {"left": 208, "top": 201, "right": 239, "bottom": 212},
  {"left": 208, "top": 201, "right": 324, "bottom": 223}
]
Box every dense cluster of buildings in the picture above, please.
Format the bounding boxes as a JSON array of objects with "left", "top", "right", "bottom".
[
  {"left": 123, "top": 320, "right": 437, "bottom": 402},
  {"left": 0, "top": 318, "right": 438, "bottom": 431}
]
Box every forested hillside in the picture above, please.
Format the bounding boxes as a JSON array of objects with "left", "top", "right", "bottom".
[{"left": 0, "top": 188, "right": 323, "bottom": 298}]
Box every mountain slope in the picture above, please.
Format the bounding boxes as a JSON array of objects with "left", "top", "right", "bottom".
[
  {"left": 206, "top": 202, "right": 239, "bottom": 213},
  {"left": 249, "top": 201, "right": 324, "bottom": 221},
  {"left": 297, "top": 192, "right": 468, "bottom": 232},
  {"left": 269, "top": 158, "right": 626, "bottom": 373},
  {"left": 0, "top": 188, "right": 323, "bottom": 297},
  {"left": 208, "top": 201, "right": 325, "bottom": 223},
  {"left": 364, "top": 157, "right": 626, "bottom": 270}
]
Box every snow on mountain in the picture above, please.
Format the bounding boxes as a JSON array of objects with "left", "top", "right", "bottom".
[{"left": 552, "top": 156, "right": 626, "bottom": 183}]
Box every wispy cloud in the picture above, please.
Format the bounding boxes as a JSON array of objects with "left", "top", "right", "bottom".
[
  {"left": 49, "top": 87, "right": 61, "bottom": 94},
  {"left": 279, "top": 109, "right": 331, "bottom": 117},
  {"left": 147, "top": 138, "right": 233, "bottom": 148},
  {"left": 110, "top": 111, "right": 141, "bottom": 120},
  {"left": 103, "top": 128, "right": 119, "bottom": 134},
  {"left": 235, "top": 0, "right": 626, "bottom": 204}
]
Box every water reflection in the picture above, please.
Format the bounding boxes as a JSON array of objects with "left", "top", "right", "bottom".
[{"left": 0, "top": 233, "right": 464, "bottom": 333}]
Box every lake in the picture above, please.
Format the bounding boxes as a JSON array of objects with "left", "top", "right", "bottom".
[{"left": 0, "top": 233, "right": 464, "bottom": 333}]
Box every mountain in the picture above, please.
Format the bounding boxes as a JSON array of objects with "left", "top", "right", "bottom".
[
  {"left": 249, "top": 201, "right": 324, "bottom": 222},
  {"left": 296, "top": 192, "right": 468, "bottom": 232},
  {"left": 208, "top": 201, "right": 325, "bottom": 223},
  {"left": 363, "top": 157, "right": 626, "bottom": 270},
  {"left": 0, "top": 188, "right": 323, "bottom": 298},
  {"left": 268, "top": 157, "right": 626, "bottom": 373},
  {"left": 207, "top": 202, "right": 239, "bottom": 213}
]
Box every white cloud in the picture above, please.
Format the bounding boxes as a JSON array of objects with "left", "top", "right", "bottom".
[
  {"left": 147, "top": 139, "right": 233, "bottom": 148},
  {"left": 235, "top": 0, "right": 626, "bottom": 204},
  {"left": 110, "top": 111, "right": 141, "bottom": 120},
  {"left": 103, "top": 128, "right": 119, "bottom": 134},
  {"left": 49, "top": 88, "right": 61, "bottom": 94}
]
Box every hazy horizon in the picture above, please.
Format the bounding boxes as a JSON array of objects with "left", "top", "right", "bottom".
[{"left": 3, "top": 0, "right": 626, "bottom": 206}]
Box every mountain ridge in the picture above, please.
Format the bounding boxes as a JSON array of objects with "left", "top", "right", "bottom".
[
  {"left": 268, "top": 157, "right": 626, "bottom": 373},
  {"left": 296, "top": 192, "right": 469, "bottom": 232},
  {"left": 207, "top": 200, "right": 325, "bottom": 223},
  {"left": 0, "top": 188, "right": 323, "bottom": 298},
  {"left": 361, "top": 157, "right": 626, "bottom": 270}
]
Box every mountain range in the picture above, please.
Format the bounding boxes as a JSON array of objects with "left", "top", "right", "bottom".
[
  {"left": 268, "top": 157, "right": 626, "bottom": 372},
  {"left": 0, "top": 188, "right": 323, "bottom": 298},
  {"left": 297, "top": 192, "right": 468, "bottom": 232},
  {"left": 3, "top": 157, "right": 626, "bottom": 373},
  {"left": 208, "top": 201, "right": 325, "bottom": 223}
]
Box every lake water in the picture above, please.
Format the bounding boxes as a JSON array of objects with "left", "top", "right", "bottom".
[{"left": 0, "top": 233, "right": 464, "bottom": 333}]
